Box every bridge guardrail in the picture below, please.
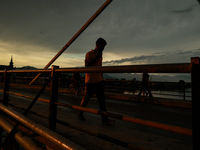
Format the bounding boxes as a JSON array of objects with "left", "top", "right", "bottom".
[{"left": 0, "top": 57, "right": 199, "bottom": 149}]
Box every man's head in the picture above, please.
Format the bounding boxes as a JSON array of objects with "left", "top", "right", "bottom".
[{"left": 96, "top": 38, "right": 107, "bottom": 52}]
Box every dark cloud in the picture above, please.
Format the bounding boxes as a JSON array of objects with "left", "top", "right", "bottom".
[
  {"left": 104, "top": 55, "right": 156, "bottom": 64},
  {"left": 0, "top": 0, "right": 200, "bottom": 67},
  {"left": 103, "top": 48, "right": 200, "bottom": 65},
  {"left": 0, "top": 0, "right": 105, "bottom": 52},
  {"left": 171, "top": 8, "right": 193, "bottom": 13},
  {"left": 171, "top": 4, "right": 198, "bottom": 13}
]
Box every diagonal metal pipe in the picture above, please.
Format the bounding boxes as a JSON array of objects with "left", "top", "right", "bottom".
[
  {"left": 0, "top": 115, "right": 44, "bottom": 150},
  {"left": 0, "top": 104, "right": 85, "bottom": 150},
  {"left": 28, "top": 0, "right": 113, "bottom": 86}
]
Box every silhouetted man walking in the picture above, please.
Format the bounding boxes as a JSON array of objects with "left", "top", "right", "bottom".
[{"left": 79, "top": 38, "right": 114, "bottom": 125}]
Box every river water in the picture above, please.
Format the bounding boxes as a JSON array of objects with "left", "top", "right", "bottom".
[{"left": 124, "top": 88, "right": 192, "bottom": 101}]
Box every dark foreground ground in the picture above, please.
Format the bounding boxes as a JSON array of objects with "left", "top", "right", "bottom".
[{"left": 1, "top": 86, "right": 193, "bottom": 150}]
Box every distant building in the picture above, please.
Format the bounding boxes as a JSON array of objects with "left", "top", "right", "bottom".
[{"left": 0, "top": 56, "right": 14, "bottom": 70}]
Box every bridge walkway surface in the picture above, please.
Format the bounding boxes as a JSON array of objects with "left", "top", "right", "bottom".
[{"left": 0, "top": 86, "right": 192, "bottom": 150}]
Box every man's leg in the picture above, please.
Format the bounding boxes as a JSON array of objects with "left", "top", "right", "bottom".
[
  {"left": 95, "top": 81, "right": 110, "bottom": 123},
  {"left": 79, "top": 84, "right": 93, "bottom": 120},
  {"left": 137, "top": 87, "right": 143, "bottom": 96},
  {"left": 146, "top": 86, "right": 153, "bottom": 97}
]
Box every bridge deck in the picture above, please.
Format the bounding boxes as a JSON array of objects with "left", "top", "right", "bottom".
[{"left": 0, "top": 86, "right": 192, "bottom": 150}]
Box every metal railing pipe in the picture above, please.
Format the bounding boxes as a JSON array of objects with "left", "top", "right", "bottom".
[
  {"left": 191, "top": 57, "right": 200, "bottom": 149},
  {"left": 0, "top": 63, "right": 191, "bottom": 74},
  {"left": 55, "top": 63, "right": 191, "bottom": 73},
  {"left": 2, "top": 88, "right": 192, "bottom": 136},
  {"left": 0, "top": 104, "right": 85, "bottom": 150},
  {"left": 55, "top": 102, "right": 192, "bottom": 136},
  {"left": 0, "top": 69, "right": 51, "bottom": 74},
  {"left": 2, "top": 90, "right": 191, "bottom": 136},
  {"left": 0, "top": 115, "right": 44, "bottom": 150},
  {"left": 49, "top": 66, "right": 59, "bottom": 131}
]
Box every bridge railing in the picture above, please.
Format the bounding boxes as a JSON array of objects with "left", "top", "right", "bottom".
[{"left": 0, "top": 57, "right": 199, "bottom": 149}]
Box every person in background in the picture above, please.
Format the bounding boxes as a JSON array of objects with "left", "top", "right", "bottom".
[
  {"left": 79, "top": 38, "right": 115, "bottom": 125},
  {"left": 71, "top": 73, "right": 81, "bottom": 96},
  {"left": 137, "top": 72, "right": 153, "bottom": 97}
]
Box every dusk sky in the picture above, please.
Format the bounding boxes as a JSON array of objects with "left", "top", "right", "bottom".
[{"left": 0, "top": 0, "right": 200, "bottom": 69}]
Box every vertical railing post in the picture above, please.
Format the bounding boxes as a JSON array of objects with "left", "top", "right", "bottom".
[
  {"left": 49, "top": 65, "right": 59, "bottom": 131},
  {"left": 183, "top": 82, "right": 185, "bottom": 101},
  {"left": 191, "top": 57, "right": 200, "bottom": 150},
  {"left": 3, "top": 68, "right": 10, "bottom": 106},
  {"left": 0, "top": 128, "right": 3, "bottom": 144}
]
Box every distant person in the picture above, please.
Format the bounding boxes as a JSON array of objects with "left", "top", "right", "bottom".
[
  {"left": 79, "top": 38, "right": 115, "bottom": 125},
  {"left": 71, "top": 73, "right": 81, "bottom": 96},
  {"left": 137, "top": 72, "right": 153, "bottom": 97},
  {"left": 131, "top": 78, "right": 137, "bottom": 95}
]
